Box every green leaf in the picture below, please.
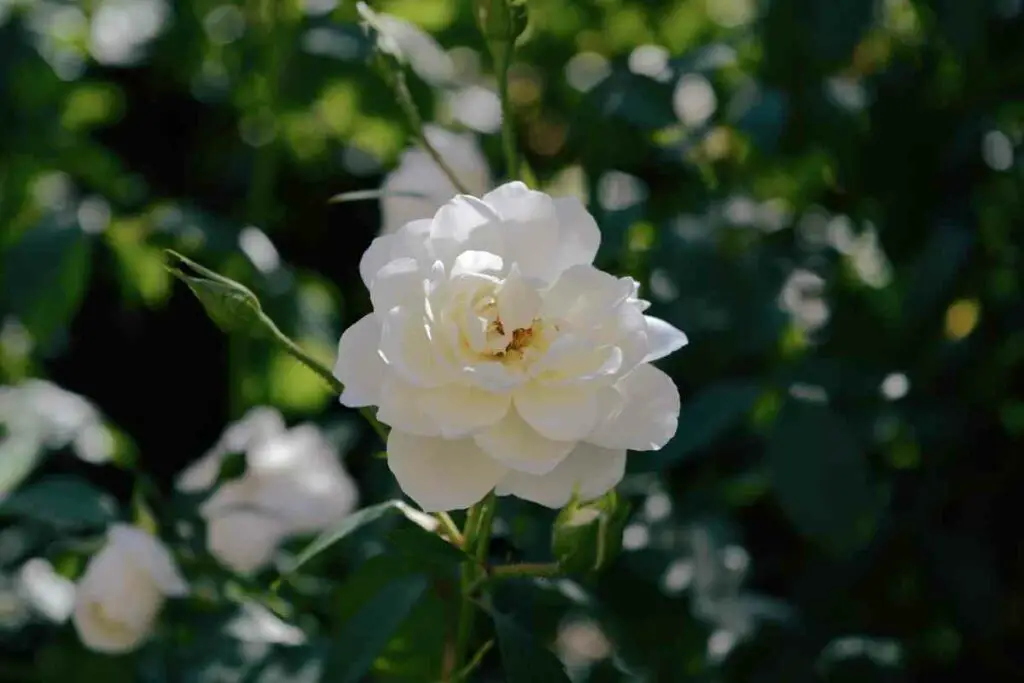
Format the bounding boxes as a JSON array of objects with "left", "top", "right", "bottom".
[
  {"left": 288, "top": 501, "right": 467, "bottom": 573},
  {"left": 0, "top": 431, "right": 44, "bottom": 499},
  {"left": 1, "top": 218, "right": 92, "bottom": 349},
  {"left": 636, "top": 380, "right": 761, "bottom": 472},
  {"left": 0, "top": 475, "right": 117, "bottom": 529},
  {"left": 491, "top": 609, "right": 571, "bottom": 683},
  {"left": 328, "top": 189, "right": 431, "bottom": 203},
  {"left": 766, "top": 397, "right": 881, "bottom": 555},
  {"left": 325, "top": 573, "right": 429, "bottom": 683},
  {"left": 329, "top": 554, "right": 448, "bottom": 682}
]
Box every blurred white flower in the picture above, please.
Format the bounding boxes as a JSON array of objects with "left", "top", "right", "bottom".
[
  {"left": 18, "top": 558, "right": 76, "bottom": 623},
  {"left": 556, "top": 617, "right": 612, "bottom": 671},
  {"left": 334, "top": 181, "right": 688, "bottom": 512},
  {"left": 72, "top": 525, "right": 187, "bottom": 654},
  {"left": 204, "top": 509, "right": 290, "bottom": 576},
  {"left": 673, "top": 74, "right": 717, "bottom": 127},
  {"left": 380, "top": 125, "right": 492, "bottom": 235},
  {"left": 89, "top": 0, "right": 170, "bottom": 66},
  {"left": 356, "top": 1, "right": 454, "bottom": 86},
  {"left": 226, "top": 601, "right": 306, "bottom": 645},
  {"left": 779, "top": 269, "right": 829, "bottom": 332},
  {"left": 446, "top": 85, "right": 503, "bottom": 133},
  {"left": 178, "top": 408, "right": 358, "bottom": 574},
  {"left": 0, "top": 380, "right": 114, "bottom": 466},
  {"left": 686, "top": 524, "right": 791, "bottom": 660}
]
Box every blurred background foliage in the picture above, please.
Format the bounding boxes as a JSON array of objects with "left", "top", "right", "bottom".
[{"left": 1, "top": 0, "right": 1023, "bottom": 680}]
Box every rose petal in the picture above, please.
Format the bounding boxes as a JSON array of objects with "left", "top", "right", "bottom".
[
  {"left": 542, "top": 264, "right": 626, "bottom": 324},
  {"left": 334, "top": 313, "right": 387, "bottom": 407},
  {"left": 496, "top": 264, "right": 542, "bottom": 331},
  {"left": 108, "top": 525, "right": 188, "bottom": 597},
  {"left": 514, "top": 382, "right": 601, "bottom": 441},
  {"left": 387, "top": 431, "right": 507, "bottom": 511},
  {"left": 376, "top": 375, "right": 442, "bottom": 436},
  {"left": 587, "top": 364, "right": 680, "bottom": 451},
  {"left": 359, "top": 234, "right": 399, "bottom": 288},
  {"left": 643, "top": 315, "right": 688, "bottom": 363},
  {"left": 430, "top": 196, "right": 504, "bottom": 267},
  {"left": 474, "top": 410, "right": 576, "bottom": 475},
  {"left": 552, "top": 196, "right": 600, "bottom": 272},
  {"left": 206, "top": 510, "right": 289, "bottom": 575},
  {"left": 496, "top": 442, "right": 626, "bottom": 508},
  {"left": 370, "top": 257, "right": 425, "bottom": 311},
  {"left": 481, "top": 182, "right": 562, "bottom": 281},
  {"left": 451, "top": 250, "right": 504, "bottom": 277},
  {"left": 379, "top": 305, "right": 454, "bottom": 387},
  {"left": 424, "top": 383, "right": 512, "bottom": 438}
]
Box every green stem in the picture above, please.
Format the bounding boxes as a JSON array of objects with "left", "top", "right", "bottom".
[
  {"left": 383, "top": 61, "right": 471, "bottom": 195},
  {"left": 264, "top": 312, "right": 389, "bottom": 442},
  {"left": 454, "top": 639, "right": 494, "bottom": 682},
  {"left": 451, "top": 492, "right": 497, "bottom": 678},
  {"left": 435, "top": 512, "right": 465, "bottom": 546},
  {"left": 495, "top": 47, "right": 518, "bottom": 182}
]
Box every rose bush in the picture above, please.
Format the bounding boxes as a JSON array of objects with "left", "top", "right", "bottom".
[{"left": 334, "top": 181, "right": 688, "bottom": 511}]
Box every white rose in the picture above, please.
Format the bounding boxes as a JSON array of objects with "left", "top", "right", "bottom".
[
  {"left": 181, "top": 410, "right": 359, "bottom": 574},
  {"left": 380, "top": 125, "right": 492, "bottom": 235},
  {"left": 72, "top": 525, "right": 187, "bottom": 654},
  {"left": 205, "top": 508, "right": 290, "bottom": 576},
  {"left": 334, "top": 181, "right": 688, "bottom": 512},
  {"left": 176, "top": 406, "right": 286, "bottom": 493}
]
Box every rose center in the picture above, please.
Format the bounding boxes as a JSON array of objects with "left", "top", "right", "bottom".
[{"left": 489, "top": 317, "right": 536, "bottom": 358}]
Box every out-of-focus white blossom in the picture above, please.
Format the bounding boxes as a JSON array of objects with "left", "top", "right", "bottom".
[
  {"left": 356, "top": 2, "right": 454, "bottom": 86},
  {"left": 17, "top": 558, "right": 76, "bottom": 623},
  {"left": 72, "top": 525, "right": 187, "bottom": 654},
  {"left": 334, "top": 181, "right": 688, "bottom": 512},
  {"left": 0, "top": 380, "right": 114, "bottom": 471},
  {"left": 177, "top": 408, "right": 358, "bottom": 575},
  {"left": 380, "top": 125, "right": 492, "bottom": 235}
]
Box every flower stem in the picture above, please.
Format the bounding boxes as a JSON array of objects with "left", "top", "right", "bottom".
[
  {"left": 259, "top": 312, "right": 389, "bottom": 442},
  {"left": 379, "top": 58, "right": 471, "bottom": 195},
  {"left": 495, "top": 48, "right": 518, "bottom": 182},
  {"left": 451, "top": 492, "right": 497, "bottom": 678},
  {"left": 454, "top": 639, "right": 493, "bottom": 682},
  {"left": 434, "top": 512, "right": 465, "bottom": 546}
]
